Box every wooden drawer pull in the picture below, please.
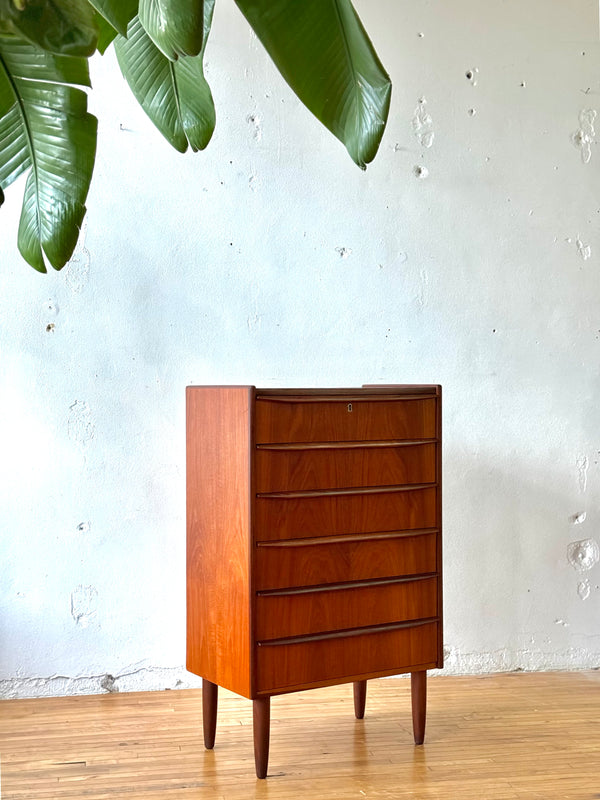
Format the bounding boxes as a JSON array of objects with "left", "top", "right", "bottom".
[
  {"left": 257, "top": 617, "right": 438, "bottom": 647},
  {"left": 257, "top": 482, "right": 435, "bottom": 500},
  {"left": 256, "top": 528, "right": 438, "bottom": 548},
  {"left": 257, "top": 573, "right": 436, "bottom": 597},
  {"left": 256, "top": 438, "right": 436, "bottom": 450}
]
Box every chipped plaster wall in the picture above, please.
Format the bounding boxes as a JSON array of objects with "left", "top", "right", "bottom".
[{"left": 1, "top": 0, "right": 599, "bottom": 698}]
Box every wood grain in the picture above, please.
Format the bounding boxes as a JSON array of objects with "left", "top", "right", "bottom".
[
  {"left": 253, "top": 696, "right": 271, "bottom": 779},
  {"left": 202, "top": 679, "right": 218, "bottom": 749},
  {"left": 255, "top": 396, "right": 437, "bottom": 444},
  {"left": 255, "top": 531, "right": 439, "bottom": 590},
  {"left": 254, "top": 486, "right": 437, "bottom": 540},
  {"left": 255, "top": 576, "right": 438, "bottom": 640},
  {"left": 255, "top": 442, "right": 436, "bottom": 492},
  {"left": 187, "top": 384, "right": 443, "bottom": 770},
  {"left": 1, "top": 672, "right": 598, "bottom": 797},
  {"left": 411, "top": 670, "right": 427, "bottom": 744},
  {"left": 186, "top": 386, "right": 253, "bottom": 698},
  {"left": 256, "top": 621, "right": 439, "bottom": 693},
  {"left": 353, "top": 680, "right": 367, "bottom": 719}
]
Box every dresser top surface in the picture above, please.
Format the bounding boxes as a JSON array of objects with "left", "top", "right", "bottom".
[{"left": 187, "top": 385, "right": 441, "bottom": 397}]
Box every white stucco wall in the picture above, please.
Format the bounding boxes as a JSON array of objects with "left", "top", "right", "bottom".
[{"left": 1, "top": 0, "right": 599, "bottom": 698}]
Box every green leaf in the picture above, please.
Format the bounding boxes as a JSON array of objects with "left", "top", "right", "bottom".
[
  {"left": 0, "top": 0, "right": 98, "bottom": 57},
  {"left": 0, "top": 35, "right": 97, "bottom": 271},
  {"left": 139, "top": 0, "right": 205, "bottom": 60},
  {"left": 115, "top": 9, "right": 215, "bottom": 153},
  {"left": 85, "top": 0, "right": 138, "bottom": 38},
  {"left": 94, "top": 12, "right": 118, "bottom": 54},
  {"left": 234, "top": 0, "right": 391, "bottom": 169}
]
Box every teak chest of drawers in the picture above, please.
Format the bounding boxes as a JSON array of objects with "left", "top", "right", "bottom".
[{"left": 186, "top": 385, "right": 443, "bottom": 777}]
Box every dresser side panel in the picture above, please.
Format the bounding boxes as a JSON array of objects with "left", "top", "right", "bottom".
[
  {"left": 436, "top": 386, "right": 444, "bottom": 668},
  {"left": 186, "top": 386, "right": 253, "bottom": 698}
]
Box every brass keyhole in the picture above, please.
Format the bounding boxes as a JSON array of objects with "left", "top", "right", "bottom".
[{"left": 347, "top": 403, "right": 353, "bottom": 412}]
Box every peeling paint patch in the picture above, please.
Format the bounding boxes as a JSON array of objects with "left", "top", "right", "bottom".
[
  {"left": 247, "top": 313, "right": 261, "bottom": 332},
  {"left": 441, "top": 644, "right": 600, "bottom": 673},
  {"left": 70, "top": 585, "right": 98, "bottom": 627},
  {"left": 554, "top": 619, "right": 569, "bottom": 627},
  {"left": 576, "top": 454, "right": 589, "bottom": 492},
  {"left": 571, "top": 109, "right": 597, "bottom": 163},
  {"left": 567, "top": 538, "right": 599, "bottom": 572},
  {"left": 570, "top": 511, "right": 587, "bottom": 525},
  {"left": 412, "top": 97, "right": 434, "bottom": 148},
  {"left": 417, "top": 268, "right": 429, "bottom": 309},
  {"left": 578, "top": 579, "right": 591, "bottom": 600},
  {"left": 246, "top": 113, "right": 262, "bottom": 142},
  {"left": 565, "top": 236, "right": 591, "bottom": 260},
  {"left": 76, "top": 521, "right": 91, "bottom": 534},
  {"left": 64, "top": 219, "right": 90, "bottom": 293},
  {"left": 100, "top": 674, "right": 118, "bottom": 693},
  {"left": 44, "top": 299, "right": 58, "bottom": 316},
  {"left": 68, "top": 401, "right": 95, "bottom": 448},
  {"left": 42, "top": 298, "right": 58, "bottom": 333},
  {"left": 576, "top": 238, "right": 592, "bottom": 260},
  {"left": 0, "top": 667, "right": 202, "bottom": 699},
  {"left": 465, "top": 68, "right": 479, "bottom": 86},
  {"left": 380, "top": 251, "right": 408, "bottom": 269}
]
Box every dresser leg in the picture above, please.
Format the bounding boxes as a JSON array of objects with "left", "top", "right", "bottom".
[
  {"left": 411, "top": 670, "right": 427, "bottom": 745},
  {"left": 253, "top": 696, "right": 271, "bottom": 779},
  {"left": 202, "top": 679, "right": 218, "bottom": 749},
  {"left": 353, "top": 680, "right": 367, "bottom": 719}
]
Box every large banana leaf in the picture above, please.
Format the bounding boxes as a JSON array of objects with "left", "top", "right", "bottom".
[
  {"left": 85, "top": 0, "right": 138, "bottom": 37},
  {"left": 0, "top": 0, "right": 98, "bottom": 56},
  {"left": 0, "top": 35, "right": 97, "bottom": 271},
  {"left": 1, "top": 0, "right": 392, "bottom": 272},
  {"left": 115, "top": 7, "right": 215, "bottom": 153},
  {"left": 94, "top": 12, "right": 119, "bottom": 54},
  {"left": 234, "top": 0, "right": 391, "bottom": 169},
  {"left": 139, "top": 0, "right": 205, "bottom": 60}
]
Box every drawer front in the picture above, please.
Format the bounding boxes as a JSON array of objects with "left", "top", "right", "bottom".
[
  {"left": 256, "top": 621, "right": 439, "bottom": 693},
  {"left": 255, "top": 397, "right": 436, "bottom": 444},
  {"left": 255, "top": 443, "right": 436, "bottom": 493},
  {"left": 255, "top": 532, "right": 438, "bottom": 591},
  {"left": 255, "top": 576, "right": 438, "bottom": 640},
  {"left": 254, "top": 486, "right": 437, "bottom": 541}
]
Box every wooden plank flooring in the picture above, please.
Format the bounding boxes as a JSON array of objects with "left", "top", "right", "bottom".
[{"left": 1, "top": 671, "right": 599, "bottom": 799}]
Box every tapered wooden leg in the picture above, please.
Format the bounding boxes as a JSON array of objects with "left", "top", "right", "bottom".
[
  {"left": 202, "top": 679, "right": 218, "bottom": 750},
  {"left": 353, "top": 680, "right": 367, "bottom": 719},
  {"left": 253, "top": 696, "right": 271, "bottom": 779},
  {"left": 411, "top": 670, "right": 427, "bottom": 745}
]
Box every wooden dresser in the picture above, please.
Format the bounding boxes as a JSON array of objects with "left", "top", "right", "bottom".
[{"left": 186, "top": 385, "right": 443, "bottom": 777}]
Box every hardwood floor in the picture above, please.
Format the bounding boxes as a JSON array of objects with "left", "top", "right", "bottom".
[{"left": 1, "top": 671, "right": 599, "bottom": 799}]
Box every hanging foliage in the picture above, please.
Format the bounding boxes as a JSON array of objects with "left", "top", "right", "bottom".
[{"left": 0, "top": 0, "right": 391, "bottom": 272}]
